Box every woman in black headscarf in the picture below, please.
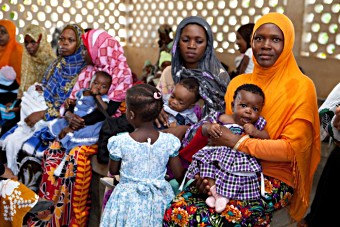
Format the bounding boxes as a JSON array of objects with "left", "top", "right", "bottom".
[{"left": 156, "top": 16, "right": 230, "bottom": 130}]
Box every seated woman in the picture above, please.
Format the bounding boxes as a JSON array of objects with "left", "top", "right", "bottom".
[
  {"left": 0, "top": 20, "right": 23, "bottom": 134},
  {"left": 0, "top": 24, "right": 56, "bottom": 137},
  {"left": 163, "top": 13, "right": 320, "bottom": 226},
  {"left": 0, "top": 24, "right": 86, "bottom": 188},
  {"left": 28, "top": 29, "right": 133, "bottom": 227},
  {"left": 156, "top": 16, "right": 230, "bottom": 132}
]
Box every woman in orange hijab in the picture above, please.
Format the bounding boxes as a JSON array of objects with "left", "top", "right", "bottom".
[
  {"left": 0, "top": 19, "right": 23, "bottom": 105},
  {"left": 163, "top": 13, "right": 320, "bottom": 226}
]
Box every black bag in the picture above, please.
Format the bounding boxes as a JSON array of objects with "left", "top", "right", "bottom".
[{"left": 96, "top": 100, "right": 134, "bottom": 164}]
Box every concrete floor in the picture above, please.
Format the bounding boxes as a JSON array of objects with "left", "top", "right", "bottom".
[{"left": 88, "top": 142, "right": 331, "bottom": 227}]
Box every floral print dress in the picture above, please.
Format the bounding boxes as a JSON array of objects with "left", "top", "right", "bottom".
[{"left": 163, "top": 176, "right": 293, "bottom": 226}]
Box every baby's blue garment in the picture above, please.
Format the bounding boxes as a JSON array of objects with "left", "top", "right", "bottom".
[{"left": 50, "top": 89, "right": 109, "bottom": 152}]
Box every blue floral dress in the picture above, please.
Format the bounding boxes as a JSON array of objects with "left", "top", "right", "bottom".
[{"left": 101, "top": 132, "right": 181, "bottom": 227}]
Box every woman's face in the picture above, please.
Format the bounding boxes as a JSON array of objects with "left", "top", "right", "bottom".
[
  {"left": 58, "top": 28, "right": 77, "bottom": 56},
  {"left": 252, "top": 23, "right": 284, "bottom": 68},
  {"left": 179, "top": 24, "right": 207, "bottom": 69},
  {"left": 236, "top": 32, "right": 247, "bottom": 54},
  {"left": 0, "top": 25, "right": 10, "bottom": 46},
  {"left": 24, "top": 35, "right": 40, "bottom": 56}
]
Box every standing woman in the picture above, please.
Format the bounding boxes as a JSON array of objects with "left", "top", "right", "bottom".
[
  {"left": 0, "top": 24, "right": 56, "bottom": 137},
  {"left": 156, "top": 16, "right": 229, "bottom": 129},
  {"left": 29, "top": 29, "right": 133, "bottom": 227},
  {"left": 163, "top": 13, "right": 320, "bottom": 226},
  {"left": 0, "top": 20, "right": 23, "bottom": 121}
]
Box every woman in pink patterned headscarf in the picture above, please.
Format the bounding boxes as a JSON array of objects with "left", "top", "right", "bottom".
[
  {"left": 62, "top": 29, "right": 133, "bottom": 129},
  {"left": 29, "top": 29, "right": 133, "bottom": 227},
  {"left": 70, "top": 29, "right": 132, "bottom": 112}
]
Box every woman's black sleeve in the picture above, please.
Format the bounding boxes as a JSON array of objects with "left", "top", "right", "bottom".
[{"left": 83, "top": 101, "right": 122, "bottom": 126}]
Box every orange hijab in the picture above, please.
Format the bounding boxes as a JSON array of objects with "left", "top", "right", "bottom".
[
  {"left": 0, "top": 20, "right": 23, "bottom": 84},
  {"left": 225, "top": 13, "right": 320, "bottom": 221}
]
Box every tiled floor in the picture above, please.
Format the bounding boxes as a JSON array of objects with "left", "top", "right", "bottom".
[{"left": 88, "top": 142, "right": 331, "bottom": 227}]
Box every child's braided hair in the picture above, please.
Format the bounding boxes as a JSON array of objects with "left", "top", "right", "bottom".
[{"left": 126, "top": 84, "right": 163, "bottom": 122}]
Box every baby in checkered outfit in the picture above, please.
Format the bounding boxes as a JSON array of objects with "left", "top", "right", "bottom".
[{"left": 185, "top": 84, "right": 269, "bottom": 213}]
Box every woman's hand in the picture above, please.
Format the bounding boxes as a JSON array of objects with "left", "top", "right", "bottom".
[
  {"left": 65, "top": 111, "right": 85, "bottom": 130},
  {"left": 209, "top": 126, "right": 241, "bottom": 147},
  {"left": 1, "top": 166, "right": 18, "bottom": 180},
  {"left": 64, "top": 98, "right": 76, "bottom": 109},
  {"left": 58, "top": 126, "right": 74, "bottom": 139},
  {"left": 154, "top": 108, "right": 169, "bottom": 128},
  {"left": 194, "top": 174, "right": 211, "bottom": 195},
  {"left": 24, "top": 110, "right": 45, "bottom": 127}
]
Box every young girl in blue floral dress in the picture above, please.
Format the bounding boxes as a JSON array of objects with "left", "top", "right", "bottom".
[{"left": 100, "top": 84, "right": 185, "bottom": 227}]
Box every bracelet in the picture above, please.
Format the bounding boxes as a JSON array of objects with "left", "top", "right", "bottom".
[{"left": 233, "top": 134, "right": 250, "bottom": 151}]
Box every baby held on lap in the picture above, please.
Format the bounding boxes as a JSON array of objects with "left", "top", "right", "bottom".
[{"left": 163, "top": 78, "right": 200, "bottom": 128}]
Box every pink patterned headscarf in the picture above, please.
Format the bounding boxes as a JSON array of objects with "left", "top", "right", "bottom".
[{"left": 70, "top": 29, "right": 132, "bottom": 102}]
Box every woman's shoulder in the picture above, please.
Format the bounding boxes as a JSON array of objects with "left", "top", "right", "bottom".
[
  {"left": 163, "top": 65, "right": 172, "bottom": 74},
  {"left": 295, "top": 73, "right": 317, "bottom": 96},
  {"left": 14, "top": 43, "right": 23, "bottom": 52},
  {"left": 244, "top": 48, "right": 252, "bottom": 56},
  {"left": 227, "top": 75, "right": 249, "bottom": 91}
]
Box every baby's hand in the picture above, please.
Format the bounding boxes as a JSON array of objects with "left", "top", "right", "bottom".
[
  {"left": 90, "top": 87, "right": 99, "bottom": 96},
  {"left": 168, "top": 121, "right": 177, "bottom": 128},
  {"left": 7, "top": 107, "right": 19, "bottom": 113},
  {"left": 243, "top": 123, "right": 257, "bottom": 137},
  {"left": 64, "top": 98, "right": 76, "bottom": 109},
  {"left": 206, "top": 122, "right": 222, "bottom": 139},
  {"left": 5, "top": 102, "right": 12, "bottom": 108}
]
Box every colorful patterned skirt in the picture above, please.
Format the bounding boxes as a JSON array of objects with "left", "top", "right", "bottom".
[
  {"left": 27, "top": 141, "right": 97, "bottom": 227},
  {"left": 163, "top": 175, "right": 293, "bottom": 226}
]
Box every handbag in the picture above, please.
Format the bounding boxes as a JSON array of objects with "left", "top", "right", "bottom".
[{"left": 95, "top": 99, "right": 134, "bottom": 164}]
